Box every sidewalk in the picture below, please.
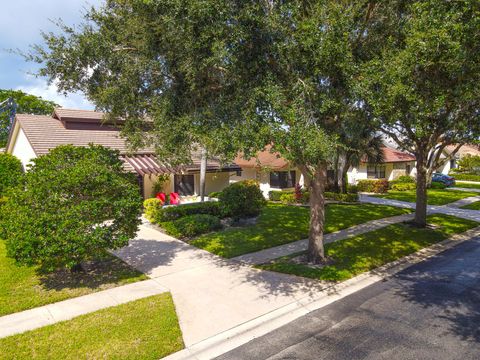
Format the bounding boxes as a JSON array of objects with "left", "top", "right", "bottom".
[
  {"left": 0, "top": 279, "right": 168, "bottom": 339},
  {"left": 232, "top": 213, "right": 414, "bottom": 265}
]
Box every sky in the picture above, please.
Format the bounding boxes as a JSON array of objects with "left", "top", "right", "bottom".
[{"left": 0, "top": 0, "right": 104, "bottom": 109}]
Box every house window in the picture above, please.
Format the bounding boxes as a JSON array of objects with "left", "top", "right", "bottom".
[
  {"left": 270, "top": 171, "right": 296, "bottom": 189},
  {"left": 450, "top": 159, "right": 456, "bottom": 169},
  {"left": 406, "top": 164, "right": 411, "bottom": 174},
  {"left": 393, "top": 162, "right": 406, "bottom": 170},
  {"left": 174, "top": 174, "right": 195, "bottom": 196},
  {"left": 367, "top": 165, "right": 386, "bottom": 179}
]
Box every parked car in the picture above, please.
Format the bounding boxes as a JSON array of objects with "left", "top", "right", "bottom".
[{"left": 432, "top": 173, "right": 456, "bottom": 187}]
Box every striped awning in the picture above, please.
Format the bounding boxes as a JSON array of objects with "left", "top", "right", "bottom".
[{"left": 121, "top": 154, "right": 176, "bottom": 176}]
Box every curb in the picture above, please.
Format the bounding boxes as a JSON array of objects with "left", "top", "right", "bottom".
[{"left": 163, "top": 226, "right": 480, "bottom": 360}]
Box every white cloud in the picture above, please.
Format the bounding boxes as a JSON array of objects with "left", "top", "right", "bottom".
[{"left": 17, "top": 78, "right": 95, "bottom": 110}]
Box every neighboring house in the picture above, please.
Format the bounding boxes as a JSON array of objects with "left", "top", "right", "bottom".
[
  {"left": 233, "top": 145, "right": 416, "bottom": 197},
  {"left": 436, "top": 144, "right": 480, "bottom": 175},
  {"left": 5, "top": 109, "right": 240, "bottom": 198}
]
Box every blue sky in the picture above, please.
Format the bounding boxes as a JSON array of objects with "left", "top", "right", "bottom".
[{"left": 0, "top": 0, "right": 104, "bottom": 109}]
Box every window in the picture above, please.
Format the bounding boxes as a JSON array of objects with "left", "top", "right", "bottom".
[
  {"left": 270, "top": 171, "right": 296, "bottom": 189},
  {"left": 367, "top": 165, "right": 386, "bottom": 179},
  {"left": 450, "top": 159, "right": 457, "bottom": 169},
  {"left": 174, "top": 174, "right": 195, "bottom": 196},
  {"left": 393, "top": 162, "right": 406, "bottom": 170}
]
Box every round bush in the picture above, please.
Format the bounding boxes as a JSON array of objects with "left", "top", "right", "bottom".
[
  {"left": 219, "top": 180, "right": 266, "bottom": 218},
  {"left": 144, "top": 198, "right": 163, "bottom": 223},
  {"left": 0, "top": 145, "right": 143, "bottom": 271},
  {"left": 0, "top": 153, "right": 23, "bottom": 195}
]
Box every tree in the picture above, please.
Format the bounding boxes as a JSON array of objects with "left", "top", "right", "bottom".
[
  {"left": 0, "top": 89, "right": 58, "bottom": 147},
  {"left": 0, "top": 145, "right": 142, "bottom": 271},
  {"left": 0, "top": 153, "right": 23, "bottom": 196},
  {"left": 361, "top": 0, "right": 480, "bottom": 226},
  {"left": 31, "top": 1, "right": 383, "bottom": 263}
]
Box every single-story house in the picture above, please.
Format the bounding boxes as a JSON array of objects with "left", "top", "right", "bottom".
[
  {"left": 233, "top": 145, "right": 416, "bottom": 197},
  {"left": 5, "top": 108, "right": 240, "bottom": 198}
]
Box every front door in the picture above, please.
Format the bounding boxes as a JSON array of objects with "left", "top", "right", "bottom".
[{"left": 174, "top": 174, "right": 195, "bottom": 196}]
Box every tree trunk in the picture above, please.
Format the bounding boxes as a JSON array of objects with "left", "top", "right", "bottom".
[
  {"left": 414, "top": 149, "right": 428, "bottom": 227},
  {"left": 199, "top": 148, "right": 207, "bottom": 202},
  {"left": 333, "top": 152, "right": 340, "bottom": 193},
  {"left": 307, "top": 162, "right": 327, "bottom": 264},
  {"left": 340, "top": 163, "right": 349, "bottom": 194}
]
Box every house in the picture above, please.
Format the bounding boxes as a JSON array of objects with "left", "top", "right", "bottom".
[
  {"left": 436, "top": 144, "right": 480, "bottom": 175},
  {"left": 5, "top": 108, "right": 240, "bottom": 198},
  {"left": 233, "top": 145, "right": 416, "bottom": 197}
]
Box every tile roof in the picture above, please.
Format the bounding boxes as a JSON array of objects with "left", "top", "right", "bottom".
[
  {"left": 234, "top": 145, "right": 290, "bottom": 170},
  {"left": 13, "top": 110, "right": 240, "bottom": 174},
  {"left": 381, "top": 146, "right": 416, "bottom": 163},
  {"left": 445, "top": 144, "right": 480, "bottom": 157}
]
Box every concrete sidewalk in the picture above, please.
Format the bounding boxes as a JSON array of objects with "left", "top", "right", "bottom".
[
  {"left": 114, "top": 224, "right": 327, "bottom": 347},
  {"left": 232, "top": 213, "right": 414, "bottom": 265},
  {"left": 0, "top": 279, "right": 168, "bottom": 339}
]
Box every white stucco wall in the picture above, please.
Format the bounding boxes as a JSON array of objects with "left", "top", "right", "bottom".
[
  {"left": 9, "top": 126, "right": 37, "bottom": 170},
  {"left": 347, "top": 162, "right": 416, "bottom": 184}
]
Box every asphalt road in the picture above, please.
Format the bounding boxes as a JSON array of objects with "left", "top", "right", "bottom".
[{"left": 217, "top": 236, "right": 480, "bottom": 360}]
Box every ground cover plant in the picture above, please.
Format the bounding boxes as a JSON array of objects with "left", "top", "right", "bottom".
[
  {"left": 259, "top": 214, "right": 479, "bottom": 282},
  {"left": 190, "top": 202, "right": 411, "bottom": 258},
  {"left": 0, "top": 293, "right": 184, "bottom": 360}
]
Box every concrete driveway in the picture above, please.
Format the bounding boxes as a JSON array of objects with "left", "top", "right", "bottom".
[{"left": 216, "top": 235, "right": 480, "bottom": 360}]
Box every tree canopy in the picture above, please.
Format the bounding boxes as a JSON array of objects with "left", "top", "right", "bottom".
[
  {"left": 0, "top": 153, "right": 23, "bottom": 196},
  {"left": 0, "top": 89, "right": 58, "bottom": 147}
]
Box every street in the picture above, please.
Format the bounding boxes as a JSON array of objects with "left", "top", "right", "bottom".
[{"left": 217, "top": 236, "right": 480, "bottom": 360}]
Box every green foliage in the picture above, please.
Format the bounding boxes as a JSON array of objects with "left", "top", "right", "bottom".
[
  {"left": 269, "top": 191, "right": 288, "bottom": 202},
  {"left": 279, "top": 193, "right": 296, "bottom": 205},
  {"left": 0, "top": 89, "right": 57, "bottom": 147},
  {"left": 208, "top": 191, "right": 222, "bottom": 199},
  {"left": 151, "top": 174, "right": 170, "bottom": 197},
  {"left": 376, "top": 189, "right": 479, "bottom": 206},
  {"left": 143, "top": 198, "right": 163, "bottom": 222},
  {"left": 396, "top": 175, "right": 415, "bottom": 183},
  {"left": 347, "top": 184, "right": 358, "bottom": 194},
  {"left": 161, "top": 214, "right": 222, "bottom": 239},
  {"left": 219, "top": 180, "right": 266, "bottom": 218},
  {"left": 455, "top": 155, "right": 480, "bottom": 174},
  {"left": 150, "top": 201, "right": 222, "bottom": 223},
  {"left": 430, "top": 181, "right": 447, "bottom": 190},
  {"left": 325, "top": 192, "right": 359, "bottom": 203},
  {"left": 0, "top": 145, "right": 143, "bottom": 271},
  {"left": 0, "top": 153, "right": 23, "bottom": 195},
  {"left": 450, "top": 173, "right": 480, "bottom": 182},
  {"left": 391, "top": 182, "right": 417, "bottom": 191},
  {"left": 357, "top": 180, "right": 389, "bottom": 193}
]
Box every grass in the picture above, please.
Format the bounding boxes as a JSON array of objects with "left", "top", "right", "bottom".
[
  {"left": 375, "top": 188, "right": 479, "bottom": 205},
  {"left": 0, "top": 240, "right": 147, "bottom": 316},
  {"left": 0, "top": 293, "right": 184, "bottom": 360},
  {"left": 455, "top": 181, "right": 480, "bottom": 190},
  {"left": 259, "top": 214, "right": 479, "bottom": 282},
  {"left": 461, "top": 201, "right": 480, "bottom": 210},
  {"left": 190, "top": 202, "right": 411, "bottom": 258}
]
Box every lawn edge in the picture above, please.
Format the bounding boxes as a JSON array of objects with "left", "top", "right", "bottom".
[{"left": 163, "top": 225, "right": 480, "bottom": 360}]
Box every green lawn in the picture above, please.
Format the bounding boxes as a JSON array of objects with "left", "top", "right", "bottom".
[
  {"left": 375, "top": 188, "right": 479, "bottom": 205},
  {"left": 461, "top": 201, "right": 480, "bottom": 210},
  {"left": 0, "top": 293, "right": 184, "bottom": 360},
  {"left": 259, "top": 214, "right": 478, "bottom": 282},
  {"left": 0, "top": 240, "right": 147, "bottom": 316},
  {"left": 190, "top": 202, "right": 411, "bottom": 258},
  {"left": 455, "top": 181, "right": 480, "bottom": 190}
]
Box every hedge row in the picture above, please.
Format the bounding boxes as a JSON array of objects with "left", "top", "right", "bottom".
[
  {"left": 272, "top": 190, "right": 358, "bottom": 204},
  {"left": 144, "top": 199, "right": 223, "bottom": 223},
  {"left": 450, "top": 173, "right": 480, "bottom": 182},
  {"left": 161, "top": 214, "right": 222, "bottom": 239},
  {"left": 357, "top": 179, "right": 390, "bottom": 193}
]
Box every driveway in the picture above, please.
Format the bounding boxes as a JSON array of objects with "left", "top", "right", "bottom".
[{"left": 216, "top": 235, "right": 480, "bottom": 360}]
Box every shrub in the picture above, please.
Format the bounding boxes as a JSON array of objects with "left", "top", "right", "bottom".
[
  {"left": 391, "top": 182, "right": 416, "bottom": 191},
  {"left": 450, "top": 173, "right": 480, "bottom": 182},
  {"left": 357, "top": 179, "right": 389, "bottom": 193},
  {"left": 325, "top": 192, "right": 359, "bottom": 202},
  {"left": 456, "top": 154, "right": 480, "bottom": 174},
  {"left": 269, "top": 190, "right": 291, "bottom": 201},
  {"left": 0, "top": 145, "right": 142, "bottom": 271},
  {"left": 279, "top": 193, "right": 296, "bottom": 205},
  {"left": 161, "top": 214, "right": 222, "bottom": 239},
  {"left": 208, "top": 191, "right": 222, "bottom": 198},
  {"left": 152, "top": 201, "right": 222, "bottom": 223},
  {"left": 430, "top": 181, "right": 447, "bottom": 189},
  {"left": 395, "top": 175, "right": 415, "bottom": 183},
  {"left": 144, "top": 198, "right": 163, "bottom": 222},
  {"left": 0, "top": 153, "right": 23, "bottom": 196},
  {"left": 219, "top": 180, "right": 266, "bottom": 218},
  {"left": 347, "top": 184, "right": 358, "bottom": 194}
]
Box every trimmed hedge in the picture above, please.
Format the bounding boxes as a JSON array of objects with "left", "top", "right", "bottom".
[
  {"left": 325, "top": 192, "right": 359, "bottom": 202},
  {"left": 391, "top": 182, "right": 416, "bottom": 191},
  {"left": 162, "top": 214, "right": 222, "bottom": 239},
  {"left": 357, "top": 179, "right": 389, "bottom": 193},
  {"left": 450, "top": 173, "right": 480, "bottom": 182},
  {"left": 269, "top": 190, "right": 292, "bottom": 201},
  {"left": 219, "top": 180, "right": 266, "bottom": 218},
  {"left": 160, "top": 201, "right": 222, "bottom": 222}
]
